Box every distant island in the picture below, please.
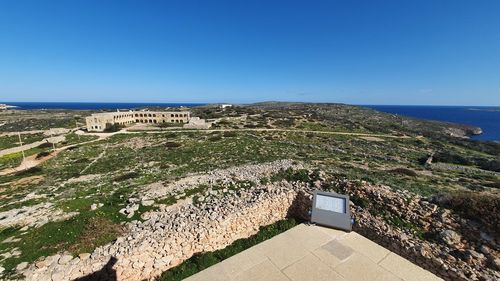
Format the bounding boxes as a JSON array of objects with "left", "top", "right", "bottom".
[{"left": 467, "top": 107, "right": 500, "bottom": 112}]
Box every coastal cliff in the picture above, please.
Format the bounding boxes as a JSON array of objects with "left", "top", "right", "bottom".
[{"left": 445, "top": 125, "right": 483, "bottom": 139}]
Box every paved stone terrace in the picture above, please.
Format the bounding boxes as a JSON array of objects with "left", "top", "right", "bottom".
[{"left": 186, "top": 224, "right": 443, "bottom": 281}]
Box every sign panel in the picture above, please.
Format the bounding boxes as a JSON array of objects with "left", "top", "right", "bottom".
[
  {"left": 311, "top": 191, "right": 352, "bottom": 231},
  {"left": 315, "top": 195, "right": 346, "bottom": 213}
]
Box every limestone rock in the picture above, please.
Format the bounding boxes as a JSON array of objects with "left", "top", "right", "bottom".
[
  {"left": 16, "top": 262, "right": 29, "bottom": 271},
  {"left": 78, "top": 253, "right": 91, "bottom": 261},
  {"left": 59, "top": 254, "right": 73, "bottom": 265},
  {"left": 440, "top": 229, "right": 461, "bottom": 246}
]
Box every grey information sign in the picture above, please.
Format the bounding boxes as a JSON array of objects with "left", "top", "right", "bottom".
[{"left": 311, "top": 190, "right": 352, "bottom": 231}]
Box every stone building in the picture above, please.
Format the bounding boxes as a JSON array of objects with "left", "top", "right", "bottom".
[
  {"left": 86, "top": 110, "right": 191, "bottom": 132},
  {"left": 133, "top": 111, "right": 190, "bottom": 124}
]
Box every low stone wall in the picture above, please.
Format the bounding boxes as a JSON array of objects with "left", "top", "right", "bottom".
[
  {"left": 20, "top": 182, "right": 310, "bottom": 281},
  {"left": 18, "top": 173, "right": 499, "bottom": 281}
]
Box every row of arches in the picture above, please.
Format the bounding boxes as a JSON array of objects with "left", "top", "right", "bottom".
[
  {"left": 113, "top": 114, "right": 133, "bottom": 120},
  {"left": 134, "top": 113, "right": 189, "bottom": 118},
  {"left": 136, "top": 119, "right": 184, "bottom": 124}
]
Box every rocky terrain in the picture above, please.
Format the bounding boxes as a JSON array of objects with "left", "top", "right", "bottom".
[
  {"left": 334, "top": 179, "right": 500, "bottom": 281},
  {"left": 0, "top": 103, "right": 498, "bottom": 280},
  {"left": 18, "top": 168, "right": 308, "bottom": 280},
  {"left": 14, "top": 165, "right": 500, "bottom": 281}
]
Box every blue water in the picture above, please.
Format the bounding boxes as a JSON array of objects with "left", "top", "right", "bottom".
[
  {"left": 365, "top": 105, "right": 500, "bottom": 141},
  {"left": 2, "top": 102, "right": 205, "bottom": 110},
  {"left": 2, "top": 102, "right": 499, "bottom": 141}
]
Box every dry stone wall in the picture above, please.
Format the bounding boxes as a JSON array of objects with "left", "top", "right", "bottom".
[
  {"left": 16, "top": 166, "right": 499, "bottom": 281},
  {"left": 19, "top": 182, "right": 310, "bottom": 281}
]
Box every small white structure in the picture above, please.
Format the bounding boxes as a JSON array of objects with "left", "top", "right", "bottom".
[
  {"left": 220, "top": 104, "right": 232, "bottom": 109},
  {"left": 0, "top": 104, "right": 7, "bottom": 110},
  {"left": 183, "top": 117, "right": 211, "bottom": 129}
]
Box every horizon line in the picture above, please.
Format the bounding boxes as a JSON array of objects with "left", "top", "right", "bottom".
[{"left": 1, "top": 100, "right": 499, "bottom": 107}]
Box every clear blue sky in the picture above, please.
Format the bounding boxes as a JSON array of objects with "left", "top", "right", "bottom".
[{"left": 1, "top": 0, "right": 499, "bottom": 105}]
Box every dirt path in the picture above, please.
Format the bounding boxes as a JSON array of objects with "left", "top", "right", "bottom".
[
  {"left": 1, "top": 128, "right": 407, "bottom": 176},
  {"left": 0, "top": 135, "right": 108, "bottom": 176},
  {"left": 0, "top": 136, "right": 66, "bottom": 157},
  {"left": 0, "top": 140, "right": 47, "bottom": 157},
  {"left": 80, "top": 144, "right": 108, "bottom": 174},
  {"left": 0, "top": 130, "right": 45, "bottom": 136},
  {"left": 87, "top": 128, "right": 410, "bottom": 139}
]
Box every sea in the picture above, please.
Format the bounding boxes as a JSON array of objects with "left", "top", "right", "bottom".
[
  {"left": 2, "top": 102, "right": 499, "bottom": 142},
  {"left": 365, "top": 105, "right": 500, "bottom": 141},
  {"left": 3, "top": 102, "right": 205, "bottom": 110}
]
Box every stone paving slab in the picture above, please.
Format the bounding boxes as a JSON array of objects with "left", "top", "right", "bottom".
[{"left": 185, "top": 224, "right": 443, "bottom": 281}]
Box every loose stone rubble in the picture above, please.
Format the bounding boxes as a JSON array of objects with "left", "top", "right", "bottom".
[
  {"left": 140, "top": 159, "right": 303, "bottom": 201},
  {"left": 331, "top": 179, "right": 500, "bottom": 281},
  {"left": 0, "top": 203, "right": 78, "bottom": 229},
  {"left": 63, "top": 174, "right": 101, "bottom": 185}
]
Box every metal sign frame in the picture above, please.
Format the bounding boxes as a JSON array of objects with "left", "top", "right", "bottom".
[{"left": 311, "top": 190, "right": 352, "bottom": 231}]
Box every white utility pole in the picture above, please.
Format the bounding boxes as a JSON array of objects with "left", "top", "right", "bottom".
[
  {"left": 18, "top": 132, "right": 26, "bottom": 161},
  {"left": 75, "top": 119, "right": 80, "bottom": 141},
  {"left": 50, "top": 129, "right": 56, "bottom": 152}
]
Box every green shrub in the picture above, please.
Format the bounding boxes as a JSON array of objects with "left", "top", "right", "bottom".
[
  {"left": 113, "top": 172, "right": 139, "bottom": 182},
  {"left": 38, "top": 142, "right": 53, "bottom": 149},
  {"left": 208, "top": 135, "right": 222, "bottom": 142},
  {"left": 389, "top": 168, "right": 418, "bottom": 177},
  {"left": 165, "top": 142, "right": 181, "bottom": 148},
  {"left": 223, "top": 131, "right": 237, "bottom": 138},
  {"left": 432, "top": 192, "right": 500, "bottom": 233},
  {"left": 35, "top": 151, "right": 51, "bottom": 159}
]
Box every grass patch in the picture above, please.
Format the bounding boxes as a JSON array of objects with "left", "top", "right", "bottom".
[
  {"left": 68, "top": 217, "right": 124, "bottom": 254},
  {"left": 0, "top": 152, "right": 23, "bottom": 169},
  {"left": 0, "top": 133, "right": 44, "bottom": 150}
]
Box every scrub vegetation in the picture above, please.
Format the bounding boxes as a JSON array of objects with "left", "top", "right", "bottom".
[{"left": 0, "top": 102, "right": 498, "bottom": 277}]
